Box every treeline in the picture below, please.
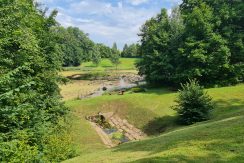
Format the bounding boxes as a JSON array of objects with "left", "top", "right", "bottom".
[
  {"left": 137, "top": 0, "right": 244, "bottom": 87},
  {"left": 121, "top": 43, "right": 141, "bottom": 58},
  {"left": 0, "top": 1, "right": 76, "bottom": 162},
  {"left": 53, "top": 26, "right": 121, "bottom": 67}
]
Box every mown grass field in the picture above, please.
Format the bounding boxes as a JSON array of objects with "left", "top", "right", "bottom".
[
  {"left": 62, "top": 58, "right": 139, "bottom": 72},
  {"left": 64, "top": 84, "right": 244, "bottom": 163}
]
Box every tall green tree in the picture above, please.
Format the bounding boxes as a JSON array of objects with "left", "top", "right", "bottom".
[
  {"left": 178, "top": 2, "right": 231, "bottom": 85},
  {"left": 110, "top": 42, "right": 121, "bottom": 69},
  {"left": 137, "top": 1, "right": 243, "bottom": 87},
  {"left": 91, "top": 45, "right": 102, "bottom": 66},
  {"left": 137, "top": 8, "right": 183, "bottom": 85},
  {"left": 121, "top": 44, "right": 128, "bottom": 57},
  {"left": 112, "top": 42, "right": 118, "bottom": 51},
  {"left": 181, "top": 0, "right": 244, "bottom": 84},
  {"left": 54, "top": 26, "right": 94, "bottom": 66},
  {"left": 0, "top": 0, "right": 68, "bottom": 161},
  {"left": 121, "top": 43, "right": 140, "bottom": 58},
  {"left": 96, "top": 43, "right": 112, "bottom": 58}
]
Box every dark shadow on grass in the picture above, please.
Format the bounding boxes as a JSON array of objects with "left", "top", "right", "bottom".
[
  {"left": 136, "top": 87, "right": 177, "bottom": 96},
  {"left": 101, "top": 65, "right": 113, "bottom": 68},
  {"left": 211, "top": 99, "right": 244, "bottom": 120},
  {"left": 84, "top": 65, "right": 97, "bottom": 68},
  {"left": 143, "top": 116, "right": 179, "bottom": 136},
  {"left": 111, "top": 97, "right": 244, "bottom": 159}
]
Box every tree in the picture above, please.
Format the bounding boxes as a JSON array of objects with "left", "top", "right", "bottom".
[
  {"left": 110, "top": 43, "right": 121, "bottom": 69},
  {"left": 0, "top": 0, "right": 69, "bottom": 161},
  {"left": 91, "top": 45, "right": 102, "bottom": 66},
  {"left": 112, "top": 42, "right": 118, "bottom": 51},
  {"left": 178, "top": 2, "right": 231, "bottom": 86},
  {"left": 121, "top": 43, "right": 140, "bottom": 58},
  {"left": 173, "top": 80, "right": 214, "bottom": 125},
  {"left": 137, "top": 2, "right": 243, "bottom": 87},
  {"left": 96, "top": 43, "right": 112, "bottom": 58},
  {"left": 181, "top": 0, "right": 244, "bottom": 84},
  {"left": 54, "top": 26, "right": 94, "bottom": 66},
  {"left": 121, "top": 44, "right": 128, "bottom": 57},
  {"left": 137, "top": 8, "right": 181, "bottom": 85},
  {"left": 110, "top": 53, "right": 120, "bottom": 70}
]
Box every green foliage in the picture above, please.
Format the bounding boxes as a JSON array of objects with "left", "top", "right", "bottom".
[
  {"left": 110, "top": 42, "right": 121, "bottom": 69},
  {"left": 137, "top": 1, "right": 244, "bottom": 86},
  {"left": 0, "top": 130, "right": 39, "bottom": 163},
  {"left": 96, "top": 43, "right": 112, "bottom": 58},
  {"left": 41, "top": 118, "right": 78, "bottom": 162},
  {"left": 54, "top": 27, "right": 115, "bottom": 66},
  {"left": 54, "top": 26, "right": 94, "bottom": 66},
  {"left": 91, "top": 46, "right": 102, "bottom": 66},
  {"left": 121, "top": 43, "right": 140, "bottom": 58},
  {"left": 0, "top": 0, "right": 75, "bottom": 162},
  {"left": 137, "top": 8, "right": 183, "bottom": 85},
  {"left": 173, "top": 80, "right": 214, "bottom": 125}
]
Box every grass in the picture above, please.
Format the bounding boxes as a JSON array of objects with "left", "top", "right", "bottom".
[
  {"left": 66, "top": 87, "right": 177, "bottom": 133},
  {"left": 60, "top": 80, "right": 102, "bottom": 101},
  {"left": 62, "top": 58, "right": 139, "bottom": 72},
  {"left": 64, "top": 84, "right": 244, "bottom": 163}
]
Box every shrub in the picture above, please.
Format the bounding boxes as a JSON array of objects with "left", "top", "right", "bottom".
[
  {"left": 173, "top": 79, "right": 214, "bottom": 125},
  {"left": 131, "top": 87, "right": 146, "bottom": 93},
  {"left": 41, "top": 118, "right": 78, "bottom": 162},
  {"left": 0, "top": 132, "right": 39, "bottom": 163}
]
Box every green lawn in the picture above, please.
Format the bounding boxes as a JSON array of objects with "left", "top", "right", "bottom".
[
  {"left": 64, "top": 84, "right": 244, "bottom": 163},
  {"left": 63, "top": 58, "right": 139, "bottom": 72}
]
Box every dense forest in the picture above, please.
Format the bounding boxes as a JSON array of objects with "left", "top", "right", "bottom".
[
  {"left": 54, "top": 27, "right": 121, "bottom": 67},
  {"left": 137, "top": 0, "right": 244, "bottom": 87}
]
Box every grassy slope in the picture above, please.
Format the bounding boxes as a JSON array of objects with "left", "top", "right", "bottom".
[{"left": 65, "top": 84, "right": 244, "bottom": 163}]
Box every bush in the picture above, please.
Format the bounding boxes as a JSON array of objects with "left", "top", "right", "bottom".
[
  {"left": 41, "top": 118, "right": 78, "bottom": 162},
  {"left": 173, "top": 79, "right": 214, "bottom": 125},
  {"left": 0, "top": 132, "right": 39, "bottom": 163},
  {"left": 130, "top": 87, "right": 146, "bottom": 93}
]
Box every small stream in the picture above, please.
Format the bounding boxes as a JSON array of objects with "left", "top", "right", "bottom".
[
  {"left": 103, "top": 128, "right": 130, "bottom": 143},
  {"left": 83, "top": 77, "right": 146, "bottom": 99}
]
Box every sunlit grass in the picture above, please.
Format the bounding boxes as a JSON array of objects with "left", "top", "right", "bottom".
[
  {"left": 62, "top": 58, "right": 139, "bottom": 72},
  {"left": 64, "top": 84, "right": 244, "bottom": 163}
]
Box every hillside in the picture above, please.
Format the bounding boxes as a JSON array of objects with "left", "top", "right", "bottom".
[{"left": 64, "top": 84, "right": 244, "bottom": 163}]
